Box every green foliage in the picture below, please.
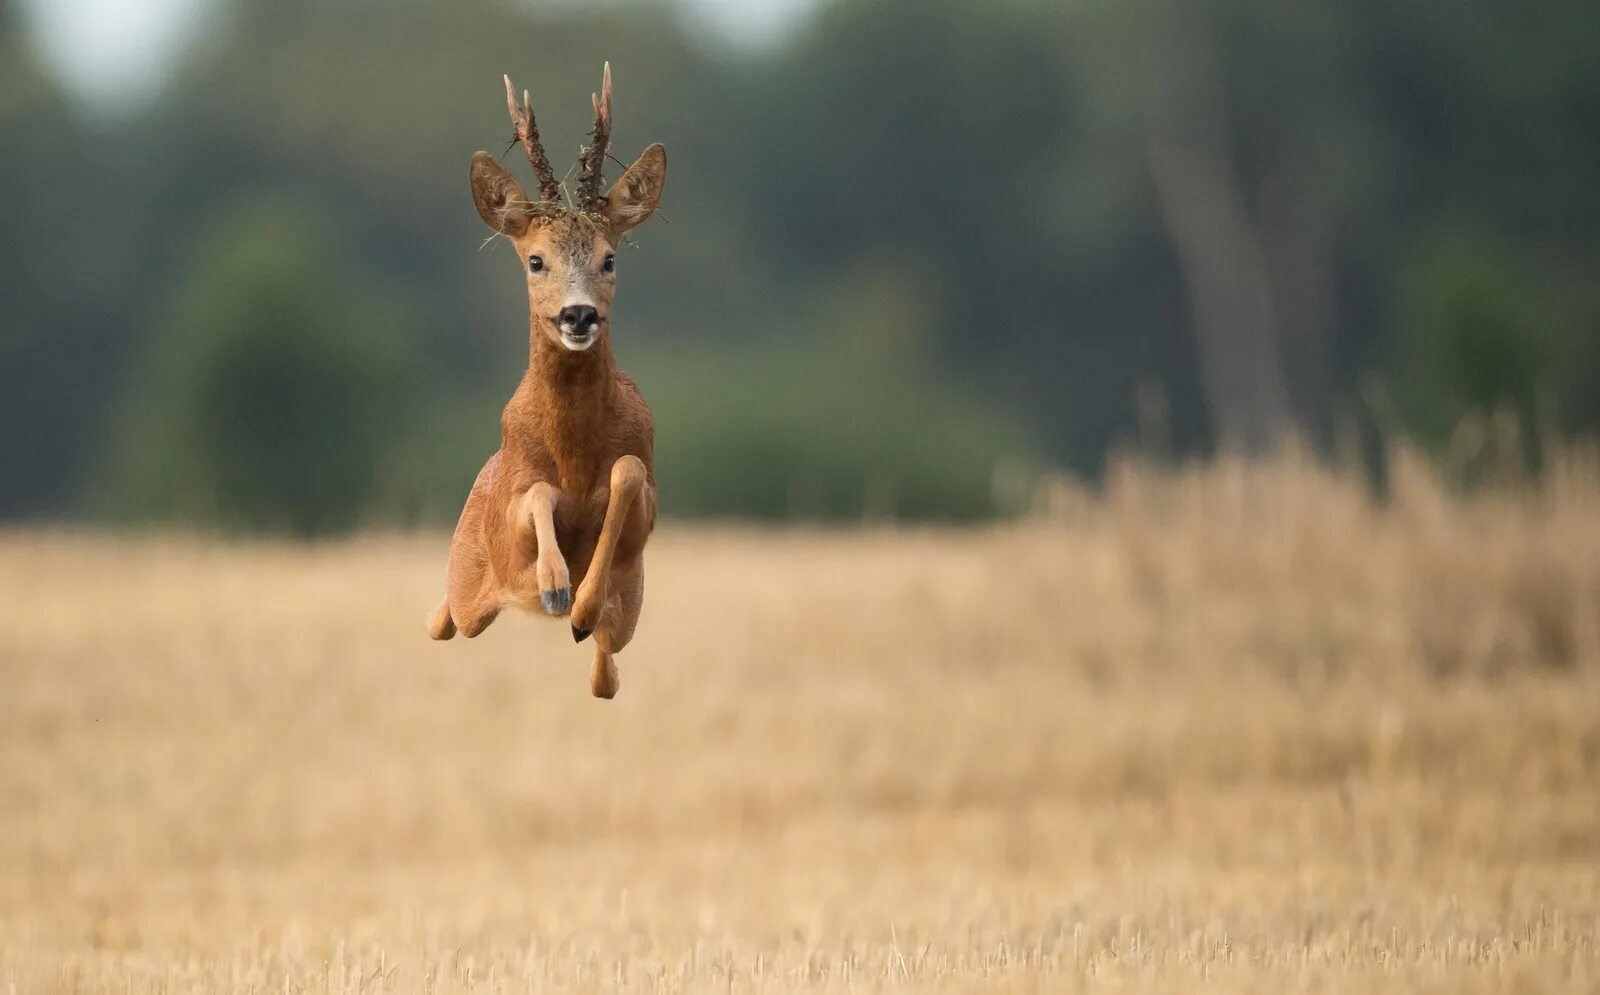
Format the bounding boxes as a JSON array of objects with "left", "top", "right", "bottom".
[
  {"left": 639, "top": 339, "right": 1030, "bottom": 521},
  {"left": 0, "top": 11, "right": 100, "bottom": 518},
  {"left": 1388, "top": 230, "right": 1582, "bottom": 452},
  {"left": 4, "top": 0, "right": 1600, "bottom": 530},
  {"left": 99, "top": 200, "right": 420, "bottom": 535}
]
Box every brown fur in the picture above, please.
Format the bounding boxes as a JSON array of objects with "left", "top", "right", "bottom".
[{"left": 429, "top": 69, "right": 667, "bottom": 700}]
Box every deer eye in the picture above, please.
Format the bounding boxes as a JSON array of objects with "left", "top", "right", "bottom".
[
  {"left": 602, "top": 253, "right": 616, "bottom": 274},
  {"left": 528, "top": 255, "right": 545, "bottom": 273}
]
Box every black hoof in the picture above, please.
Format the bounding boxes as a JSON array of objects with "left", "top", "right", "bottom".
[
  {"left": 572, "top": 624, "right": 592, "bottom": 643},
  {"left": 540, "top": 587, "right": 572, "bottom": 616}
]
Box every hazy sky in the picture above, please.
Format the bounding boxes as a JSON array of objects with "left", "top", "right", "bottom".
[{"left": 20, "top": 0, "right": 820, "bottom": 106}]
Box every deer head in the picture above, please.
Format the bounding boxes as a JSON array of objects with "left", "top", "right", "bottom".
[{"left": 470, "top": 64, "right": 667, "bottom": 353}]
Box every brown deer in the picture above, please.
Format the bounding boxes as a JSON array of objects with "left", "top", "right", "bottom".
[{"left": 426, "top": 64, "right": 666, "bottom": 699}]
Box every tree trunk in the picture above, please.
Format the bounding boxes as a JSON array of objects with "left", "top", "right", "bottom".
[
  {"left": 1258, "top": 148, "right": 1337, "bottom": 445},
  {"left": 1144, "top": 25, "right": 1293, "bottom": 454}
]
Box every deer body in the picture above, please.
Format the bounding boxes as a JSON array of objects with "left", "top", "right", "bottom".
[{"left": 427, "top": 66, "right": 667, "bottom": 699}]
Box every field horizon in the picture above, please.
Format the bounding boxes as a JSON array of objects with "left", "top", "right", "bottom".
[{"left": 3, "top": 454, "right": 1598, "bottom": 992}]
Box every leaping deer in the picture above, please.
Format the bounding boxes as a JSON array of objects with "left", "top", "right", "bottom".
[{"left": 427, "top": 64, "right": 666, "bottom": 699}]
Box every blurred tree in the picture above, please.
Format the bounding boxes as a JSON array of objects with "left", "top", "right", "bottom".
[
  {"left": 1076, "top": 0, "right": 1383, "bottom": 453},
  {"left": 0, "top": 0, "right": 105, "bottom": 517},
  {"left": 1358, "top": 0, "right": 1600, "bottom": 452},
  {"left": 739, "top": 0, "right": 1175, "bottom": 472},
  {"left": 643, "top": 342, "right": 1027, "bottom": 520},
  {"left": 1142, "top": 5, "right": 1294, "bottom": 453},
  {"left": 1390, "top": 232, "right": 1557, "bottom": 448},
  {"left": 99, "top": 200, "right": 420, "bottom": 535}
]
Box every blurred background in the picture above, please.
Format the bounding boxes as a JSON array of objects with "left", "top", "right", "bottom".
[{"left": 2, "top": 0, "right": 1598, "bottom": 531}]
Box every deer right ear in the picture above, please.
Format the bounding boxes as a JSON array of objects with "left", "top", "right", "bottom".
[{"left": 470, "top": 151, "right": 533, "bottom": 236}]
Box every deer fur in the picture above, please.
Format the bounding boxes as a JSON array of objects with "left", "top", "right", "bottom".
[{"left": 427, "top": 66, "right": 666, "bottom": 700}]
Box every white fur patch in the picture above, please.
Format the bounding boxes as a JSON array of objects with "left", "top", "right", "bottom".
[{"left": 561, "top": 332, "right": 598, "bottom": 351}]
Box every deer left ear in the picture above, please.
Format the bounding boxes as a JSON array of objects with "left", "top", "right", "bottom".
[{"left": 604, "top": 144, "right": 666, "bottom": 235}]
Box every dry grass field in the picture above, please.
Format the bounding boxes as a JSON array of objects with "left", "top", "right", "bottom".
[{"left": 3, "top": 453, "right": 1599, "bottom": 993}]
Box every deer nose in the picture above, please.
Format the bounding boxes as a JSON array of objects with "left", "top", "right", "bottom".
[{"left": 558, "top": 305, "right": 600, "bottom": 334}]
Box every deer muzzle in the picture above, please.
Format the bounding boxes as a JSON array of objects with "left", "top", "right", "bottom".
[{"left": 555, "top": 304, "right": 602, "bottom": 350}]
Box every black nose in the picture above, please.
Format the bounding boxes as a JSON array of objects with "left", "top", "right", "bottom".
[{"left": 558, "top": 305, "right": 600, "bottom": 334}]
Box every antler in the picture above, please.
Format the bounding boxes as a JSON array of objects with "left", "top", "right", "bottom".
[
  {"left": 503, "top": 74, "right": 562, "bottom": 204},
  {"left": 576, "top": 62, "right": 613, "bottom": 215}
]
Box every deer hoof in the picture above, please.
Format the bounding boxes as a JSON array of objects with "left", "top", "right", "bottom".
[
  {"left": 540, "top": 587, "right": 572, "bottom": 615},
  {"left": 572, "top": 624, "right": 592, "bottom": 643},
  {"left": 590, "top": 652, "right": 619, "bottom": 699}
]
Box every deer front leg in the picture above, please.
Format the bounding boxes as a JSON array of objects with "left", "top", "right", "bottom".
[
  {"left": 512, "top": 481, "right": 571, "bottom": 615},
  {"left": 570, "top": 455, "right": 648, "bottom": 640}
]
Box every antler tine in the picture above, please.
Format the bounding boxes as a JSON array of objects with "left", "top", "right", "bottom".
[
  {"left": 576, "top": 62, "right": 613, "bottom": 215},
  {"left": 502, "top": 73, "right": 562, "bottom": 204}
]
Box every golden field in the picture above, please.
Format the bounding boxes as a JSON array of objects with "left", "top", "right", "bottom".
[{"left": 3, "top": 453, "right": 1599, "bottom": 993}]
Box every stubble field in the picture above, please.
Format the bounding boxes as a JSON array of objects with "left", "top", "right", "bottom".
[{"left": 3, "top": 454, "right": 1598, "bottom": 993}]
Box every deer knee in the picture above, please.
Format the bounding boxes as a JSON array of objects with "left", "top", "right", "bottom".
[
  {"left": 514, "top": 481, "right": 559, "bottom": 537},
  {"left": 453, "top": 599, "right": 500, "bottom": 639},
  {"left": 610, "top": 455, "right": 646, "bottom": 496},
  {"left": 427, "top": 601, "right": 457, "bottom": 640}
]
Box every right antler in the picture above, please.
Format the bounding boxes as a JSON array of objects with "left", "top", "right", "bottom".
[{"left": 503, "top": 74, "right": 562, "bottom": 204}]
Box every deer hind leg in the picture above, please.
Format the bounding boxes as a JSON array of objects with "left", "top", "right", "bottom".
[
  {"left": 595, "top": 563, "right": 644, "bottom": 654},
  {"left": 570, "top": 455, "right": 648, "bottom": 640},
  {"left": 450, "top": 589, "right": 501, "bottom": 638},
  {"left": 588, "top": 563, "right": 643, "bottom": 699},
  {"left": 437, "top": 498, "right": 501, "bottom": 640},
  {"left": 430, "top": 567, "right": 500, "bottom": 639}
]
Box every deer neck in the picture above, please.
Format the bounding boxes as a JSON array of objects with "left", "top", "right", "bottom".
[{"left": 514, "top": 328, "right": 618, "bottom": 491}]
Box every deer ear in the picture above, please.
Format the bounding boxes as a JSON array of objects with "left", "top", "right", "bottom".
[
  {"left": 470, "top": 151, "right": 533, "bottom": 236},
  {"left": 604, "top": 144, "right": 666, "bottom": 235}
]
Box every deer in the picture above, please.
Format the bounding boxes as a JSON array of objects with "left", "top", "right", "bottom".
[{"left": 426, "top": 64, "right": 666, "bottom": 699}]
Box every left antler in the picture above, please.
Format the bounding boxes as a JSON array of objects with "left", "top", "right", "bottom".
[{"left": 576, "top": 62, "right": 613, "bottom": 215}]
